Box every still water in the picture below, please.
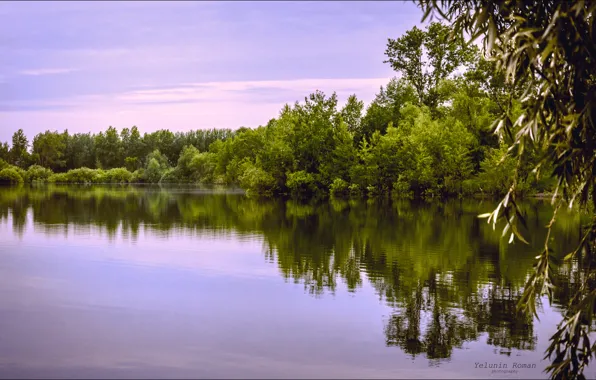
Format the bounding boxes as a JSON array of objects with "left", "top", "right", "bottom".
[{"left": 0, "top": 185, "right": 593, "bottom": 379}]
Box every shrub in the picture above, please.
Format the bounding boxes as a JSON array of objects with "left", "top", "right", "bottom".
[
  {"left": 177, "top": 145, "right": 200, "bottom": 178},
  {"left": 27, "top": 165, "right": 53, "bottom": 182},
  {"left": 329, "top": 178, "right": 349, "bottom": 197},
  {"left": 160, "top": 167, "right": 184, "bottom": 183},
  {"left": 366, "top": 185, "right": 381, "bottom": 197},
  {"left": 64, "top": 167, "right": 99, "bottom": 183},
  {"left": 14, "top": 167, "right": 28, "bottom": 183},
  {"left": 286, "top": 170, "right": 318, "bottom": 197},
  {"left": 48, "top": 172, "right": 69, "bottom": 183},
  {"left": 131, "top": 169, "right": 146, "bottom": 183},
  {"left": 238, "top": 162, "right": 276, "bottom": 195},
  {"left": 145, "top": 158, "right": 165, "bottom": 183},
  {"left": 348, "top": 183, "right": 362, "bottom": 196},
  {"left": 99, "top": 168, "right": 132, "bottom": 183},
  {"left": 461, "top": 179, "right": 481, "bottom": 197},
  {"left": 475, "top": 145, "right": 516, "bottom": 196},
  {"left": 0, "top": 168, "right": 24, "bottom": 185},
  {"left": 124, "top": 157, "right": 140, "bottom": 172},
  {"left": 189, "top": 152, "right": 216, "bottom": 183},
  {"left": 392, "top": 175, "right": 413, "bottom": 198}
]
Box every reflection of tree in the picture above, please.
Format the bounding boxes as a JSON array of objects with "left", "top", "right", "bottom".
[{"left": 0, "top": 185, "right": 588, "bottom": 361}]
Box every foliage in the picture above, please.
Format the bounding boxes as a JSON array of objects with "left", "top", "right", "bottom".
[
  {"left": 158, "top": 168, "right": 177, "bottom": 183},
  {"left": 10, "top": 129, "right": 30, "bottom": 169},
  {"left": 329, "top": 178, "right": 349, "bottom": 197},
  {"left": 32, "top": 130, "right": 67, "bottom": 171},
  {"left": 47, "top": 167, "right": 132, "bottom": 184},
  {"left": 419, "top": 0, "right": 596, "bottom": 377},
  {"left": 286, "top": 170, "right": 319, "bottom": 198},
  {"left": 238, "top": 162, "right": 276, "bottom": 196},
  {"left": 131, "top": 169, "right": 146, "bottom": 184},
  {"left": 0, "top": 23, "right": 560, "bottom": 204},
  {"left": 384, "top": 22, "right": 475, "bottom": 112},
  {"left": 50, "top": 167, "right": 99, "bottom": 184},
  {"left": 143, "top": 150, "right": 170, "bottom": 183},
  {"left": 145, "top": 158, "right": 165, "bottom": 184},
  {"left": 0, "top": 168, "right": 24, "bottom": 185},
  {"left": 27, "top": 165, "right": 54, "bottom": 182},
  {"left": 97, "top": 168, "right": 133, "bottom": 184}
]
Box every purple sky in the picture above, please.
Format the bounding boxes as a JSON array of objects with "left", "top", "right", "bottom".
[{"left": 0, "top": 1, "right": 424, "bottom": 142}]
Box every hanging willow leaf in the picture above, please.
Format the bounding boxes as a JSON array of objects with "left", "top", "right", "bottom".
[{"left": 417, "top": 1, "right": 596, "bottom": 378}]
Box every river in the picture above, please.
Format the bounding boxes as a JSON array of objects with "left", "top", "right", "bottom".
[{"left": 0, "top": 185, "right": 593, "bottom": 379}]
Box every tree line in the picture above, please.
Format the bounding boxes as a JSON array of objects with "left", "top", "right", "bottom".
[{"left": 0, "top": 22, "right": 553, "bottom": 199}]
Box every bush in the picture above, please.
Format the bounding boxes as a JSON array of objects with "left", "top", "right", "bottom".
[
  {"left": 124, "top": 157, "right": 140, "bottom": 172},
  {"left": 14, "top": 167, "right": 28, "bottom": 183},
  {"left": 348, "top": 183, "right": 362, "bottom": 196},
  {"left": 131, "top": 169, "right": 146, "bottom": 183},
  {"left": 160, "top": 167, "right": 184, "bottom": 183},
  {"left": 98, "top": 168, "right": 132, "bottom": 183},
  {"left": 366, "top": 185, "right": 381, "bottom": 197},
  {"left": 329, "top": 178, "right": 349, "bottom": 197},
  {"left": 145, "top": 158, "right": 165, "bottom": 183},
  {"left": 461, "top": 179, "right": 480, "bottom": 197},
  {"left": 475, "top": 145, "right": 516, "bottom": 196},
  {"left": 177, "top": 145, "right": 200, "bottom": 178},
  {"left": 0, "top": 159, "right": 9, "bottom": 170},
  {"left": 189, "top": 152, "right": 216, "bottom": 183},
  {"left": 0, "top": 168, "right": 24, "bottom": 185},
  {"left": 286, "top": 170, "right": 318, "bottom": 197},
  {"left": 238, "top": 162, "right": 276, "bottom": 195},
  {"left": 27, "top": 165, "right": 53, "bottom": 182},
  {"left": 48, "top": 172, "right": 69, "bottom": 183},
  {"left": 392, "top": 175, "right": 413, "bottom": 198},
  {"left": 64, "top": 167, "right": 99, "bottom": 183}
]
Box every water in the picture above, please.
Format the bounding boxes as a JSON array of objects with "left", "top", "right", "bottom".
[{"left": 0, "top": 185, "right": 593, "bottom": 379}]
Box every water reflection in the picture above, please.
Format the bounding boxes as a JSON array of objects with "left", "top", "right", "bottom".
[{"left": 0, "top": 185, "right": 589, "bottom": 367}]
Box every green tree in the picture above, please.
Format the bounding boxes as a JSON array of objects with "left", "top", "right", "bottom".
[
  {"left": 95, "top": 126, "right": 122, "bottom": 169},
  {"left": 144, "top": 149, "right": 170, "bottom": 183},
  {"left": 340, "top": 94, "right": 364, "bottom": 135},
  {"left": 0, "top": 142, "right": 9, "bottom": 162},
  {"left": 32, "top": 130, "right": 67, "bottom": 170},
  {"left": 177, "top": 145, "right": 200, "bottom": 179},
  {"left": 128, "top": 126, "right": 145, "bottom": 163},
  {"left": 359, "top": 78, "right": 417, "bottom": 143},
  {"left": 384, "top": 22, "right": 475, "bottom": 112},
  {"left": 419, "top": 1, "right": 596, "bottom": 377},
  {"left": 64, "top": 133, "right": 95, "bottom": 170},
  {"left": 10, "top": 129, "right": 30, "bottom": 168}
]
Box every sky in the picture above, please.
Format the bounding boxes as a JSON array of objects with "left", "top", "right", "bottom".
[{"left": 0, "top": 1, "right": 424, "bottom": 143}]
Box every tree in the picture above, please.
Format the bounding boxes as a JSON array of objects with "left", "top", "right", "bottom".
[
  {"left": 95, "top": 126, "right": 122, "bottom": 169},
  {"left": 128, "top": 126, "right": 145, "bottom": 164},
  {"left": 64, "top": 133, "right": 95, "bottom": 170},
  {"left": 359, "top": 78, "right": 417, "bottom": 143},
  {"left": 419, "top": 1, "right": 596, "bottom": 378},
  {"left": 384, "top": 22, "right": 475, "bottom": 112},
  {"left": 32, "top": 130, "right": 67, "bottom": 170},
  {"left": 285, "top": 91, "right": 340, "bottom": 177},
  {"left": 10, "top": 129, "right": 29, "bottom": 168},
  {"left": 340, "top": 94, "right": 364, "bottom": 135},
  {"left": 0, "top": 142, "right": 9, "bottom": 162},
  {"left": 144, "top": 149, "right": 170, "bottom": 183}
]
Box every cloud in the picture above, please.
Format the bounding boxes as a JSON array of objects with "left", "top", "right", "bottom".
[
  {"left": 0, "top": 77, "right": 395, "bottom": 141},
  {"left": 18, "top": 68, "right": 78, "bottom": 76},
  {"left": 116, "top": 78, "right": 392, "bottom": 105}
]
